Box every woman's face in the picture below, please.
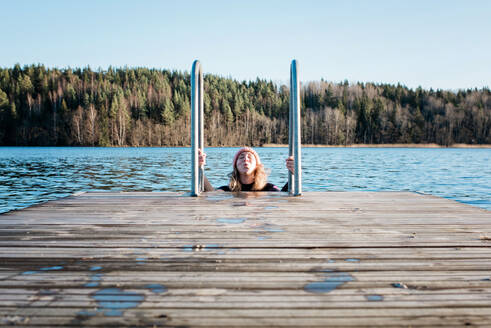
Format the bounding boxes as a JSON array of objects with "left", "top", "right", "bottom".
[{"left": 236, "top": 151, "right": 257, "bottom": 176}]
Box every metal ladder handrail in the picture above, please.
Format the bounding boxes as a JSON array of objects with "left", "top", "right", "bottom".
[
  {"left": 190, "top": 59, "right": 301, "bottom": 196},
  {"left": 191, "top": 60, "right": 204, "bottom": 196},
  {"left": 289, "top": 59, "right": 302, "bottom": 196}
]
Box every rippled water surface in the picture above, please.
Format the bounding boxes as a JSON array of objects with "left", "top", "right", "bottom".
[{"left": 1, "top": 147, "right": 489, "bottom": 213}]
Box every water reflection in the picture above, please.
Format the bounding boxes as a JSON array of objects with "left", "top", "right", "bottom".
[{"left": 0, "top": 147, "right": 489, "bottom": 213}]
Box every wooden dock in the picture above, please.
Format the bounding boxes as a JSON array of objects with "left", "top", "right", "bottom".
[{"left": 1, "top": 191, "right": 490, "bottom": 327}]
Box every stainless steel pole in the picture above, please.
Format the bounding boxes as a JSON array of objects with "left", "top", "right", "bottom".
[
  {"left": 191, "top": 60, "right": 203, "bottom": 196},
  {"left": 288, "top": 63, "right": 294, "bottom": 193},
  {"left": 198, "top": 63, "right": 204, "bottom": 192},
  {"left": 290, "top": 60, "right": 302, "bottom": 196}
]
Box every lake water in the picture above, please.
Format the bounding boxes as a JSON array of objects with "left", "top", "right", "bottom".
[{"left": 1, "top": 147, "right": 489, "bottom": 213}]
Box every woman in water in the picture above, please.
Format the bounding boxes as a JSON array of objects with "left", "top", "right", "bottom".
[{"left": 199, "top": 147, "right": 294, "bottom": 192}]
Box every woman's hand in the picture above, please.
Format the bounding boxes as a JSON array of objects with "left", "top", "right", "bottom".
[
  {"left": 198, "top": 149, "right": 207, "bottom": 167},
  {"left": 285, "top": 156, "right": 294, "bottom": 174}
]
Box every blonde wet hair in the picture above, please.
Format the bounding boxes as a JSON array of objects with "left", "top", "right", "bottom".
[{"left": 228, "top": 163, "right": 268, "bottom": 191}]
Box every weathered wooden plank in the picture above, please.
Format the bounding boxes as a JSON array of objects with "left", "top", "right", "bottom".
[
  {"left": 2, "top": 298, "right": 491, "bottom": 309},
  {"left": 1, "top": 279, "right": 489, "bottom": 290},
  {"left": 2, "top": 313, "right": 491, "bottom": 328},
  {"left": 2, "top": 290, "right": 491, "bottom": 302},
  {"left": 3, "top": 215, "right": 489, "bottom": 226},
  {"left": 1, "top": 227, "right": 489, "bottom": 235},
  {"left": 4, "top": 307, "right": 491, "bottom": 317},
  {"left": 2, "top": 262, "right": 491, "bottom": 274},
  {"left": 2, "top": 287, "right": 491, "bottom": 297},
  {"left": 1, "top": 240, "right": 489, "bottom": 248},
  {"left": 2, "top": 316, "right": 491, "bottom": 327},
  {"left": 1, "top": 309, "right": 491, "bottom": 327},
  {"left": 2, "top": 247, "right": 491, "bottom": 258},
  {"left": 2, "top": 232, "right": 489, "bottom": 240},
  {"left": 1, "top": 273, "right": 490, "bottom": 287},
  {"left": 3, "top": 299, "right": 491, "bottom": 308},
  {"left": 3, "top": 270, "right": 490, "bottom": 279}
]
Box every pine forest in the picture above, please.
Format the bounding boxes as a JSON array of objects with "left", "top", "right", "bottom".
[{"left": 0, "top": 64, "right": 489, "bottom": 147}]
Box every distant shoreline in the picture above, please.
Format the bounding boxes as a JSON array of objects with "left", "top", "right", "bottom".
[{"left": 261, "top": 143, "right": 491, "bottom": 148}]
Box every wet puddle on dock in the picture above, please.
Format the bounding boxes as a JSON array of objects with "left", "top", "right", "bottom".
[
  {"left": 22, "top": 265, "right": 65, "bottom": 275},
  {"left": 365, "top": 294, "right": 384, "bottom": 301},
  {"left": 77, "top": 265, "right": 168, "bottom": 317},
  {"left": 255, "top": 223, "right": 284, "bottom": 233},
  {"left": 21, "top": 270, "right": 39, "bottom": 275},
  {"left": 39, "top": 266, "right": 64, "bottom": 271},
  {"left": 216, "top": 218, "right": 246, "bottom": 224},
  {"left": 304, "top": 272, "right": 354, "bottom": 293},
  {"left": 145, "top": 284, "right": 167, "bottom": 294},
  {"left": 136, "top": 257, "right": 147, "bottom": 264},
  {"left": 85, "top": 288, "right": 145, "bottom": 317},
  {"left": 85, "top": 273, "right": 103, "bottom": 288}
]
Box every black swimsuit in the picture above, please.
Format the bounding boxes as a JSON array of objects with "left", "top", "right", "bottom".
[{"left": 203, "top": 176, "right": 288, "bottom": 192}]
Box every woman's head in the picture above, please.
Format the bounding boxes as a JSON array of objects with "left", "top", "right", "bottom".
[
  {"left": 229, "top": 147, "right": 268, "bottom": 191},
  {"left": 233, "top": 147, "right": 260, "bottom": 175}
]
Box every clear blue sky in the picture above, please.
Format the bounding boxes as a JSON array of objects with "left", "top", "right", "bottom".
[{"left": 1, "top": 0, "right": 490, "bottom": 90}]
